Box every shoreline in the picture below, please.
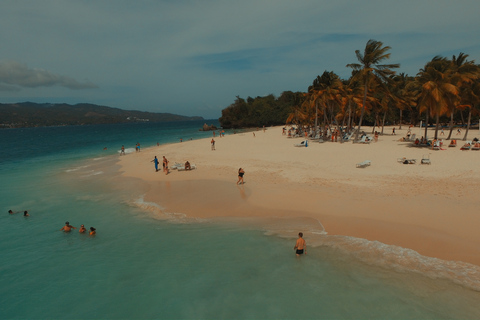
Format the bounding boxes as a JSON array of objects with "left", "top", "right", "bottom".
[{"left": 117, "top": 125, "right": 480, "bottom": 266}]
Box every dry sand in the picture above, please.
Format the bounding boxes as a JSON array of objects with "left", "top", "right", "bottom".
[{"left": 118, "top": 126, "right": 480, "bottom": 266}]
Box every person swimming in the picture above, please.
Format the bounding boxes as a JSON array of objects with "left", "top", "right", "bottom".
[
  {"left": 23, "top": 211, "right": 29, "bottom": 217},
  {"left": 89, "top": 227, "right": 96, "bottom": 235},
  {"left": 79, "top": 225, "right": 87, "bottom": 233},
  {"left": 59, "top": 221, "right": 76, "bottom": 232}
]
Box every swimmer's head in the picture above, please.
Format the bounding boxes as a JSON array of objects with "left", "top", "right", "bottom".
[
  {"left": 299, "top": 232, "right": 303, "bottom": 237},
  {"left": 90, "top": 227, "right": 96, "bottom": 231},
  {"left": 65, "top": 221, "right": 69, "bottom": 225},
  {"left": 81, "top": 225, "right": 84, "bottom": 227},
  {"left": 8, "top": 210, "right": 13, "bottom": 214}
]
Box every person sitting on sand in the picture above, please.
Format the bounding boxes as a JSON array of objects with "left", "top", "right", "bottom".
[
  {"left": 294, "top": 232, "right": 307, "bottom": 256},
  {"left": 79, "top": 225, "right": 87, "bottom": 233},
  {"left": 185, "top": 161, "right": 191, "bottom": 170},
  {"left": 89, "top": 227, "right": 96, "bottom": 235},
  {"left": 60, "top": 221, "right": 76, "bottom": 232},
  {"left": 237, "top": 168, "right": 245, "bottom": 185}
]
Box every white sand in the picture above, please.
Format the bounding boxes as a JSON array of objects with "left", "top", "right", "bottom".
[{"left": 118, "top": 126, "right": 480, "bottom": 265}]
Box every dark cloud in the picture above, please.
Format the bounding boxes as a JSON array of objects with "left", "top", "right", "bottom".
[{"left": 0, "top": 61, "right": 97, "bottom": 91}]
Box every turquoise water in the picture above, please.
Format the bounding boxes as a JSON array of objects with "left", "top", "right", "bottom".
[{"left": 1, "top": 121, "right": 480, "bottom": 319}]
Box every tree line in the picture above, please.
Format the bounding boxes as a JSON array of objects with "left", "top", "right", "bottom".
[{"left": 220, "top": 39, "right": 480, "bottom": 141}]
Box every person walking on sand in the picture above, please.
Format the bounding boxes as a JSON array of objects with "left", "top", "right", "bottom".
[
  {"left": 237, "top": 168, "right": 245, "bottom": 185},
  {"left": 163, "top": 156, "right": 169, "bottom": 175},
  {"left": 211, "top": 139, "right": 215, "bottom": 150},
  {"left": 60, "top": 221, "right": 76, "bottom": 232},
  {"left": 294, "top": 232, "right": 306, "bottom": 256},
  {"left": 392, "top": 127, "right": 395, "bottom": 135},
  {"left": 151, "top": 156, "right": 159, "bottom": 172}
]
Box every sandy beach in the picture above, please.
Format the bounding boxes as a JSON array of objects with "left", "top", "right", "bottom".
[{"left": 118, "top": 126, "right": 480, "bottom": 266}]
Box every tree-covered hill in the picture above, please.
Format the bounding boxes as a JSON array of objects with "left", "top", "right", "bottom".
[
  {"left": 0, "top": 102, "right": 203, "bottom": 128},
  {"left": 219, "top": 91, "right": 305, "bottom": 129}
]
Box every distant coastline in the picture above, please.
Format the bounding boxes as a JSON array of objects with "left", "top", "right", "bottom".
[{"left": 0, "top": 102, "right": 203, "bottom": 128}]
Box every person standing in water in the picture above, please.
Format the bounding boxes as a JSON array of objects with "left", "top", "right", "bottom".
[
  {"left": 60, "top": 222, "right": 76, "bottom": 232},
  {"left": 89, "top": 227, "right": 96, "bottom": 235},
  {"left": 79, "top": 225, "right": 87, "bottom": 233},
  {"left": 294, "top": 232, "right": 306, "bottom": 256}
]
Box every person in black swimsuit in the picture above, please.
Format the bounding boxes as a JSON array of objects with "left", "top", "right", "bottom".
[{"left": 237, "top": 168, "right": 245, "bottom": 185}]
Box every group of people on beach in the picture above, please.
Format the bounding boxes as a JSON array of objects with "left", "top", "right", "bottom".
[
  {"left": 60, "top": 221, "right": 96, "bottom": 235},
  {"left": 151, "top": 156, "right": 169, "bottom": 174},
  {"left": 8, "top": 209, "right": 29, "bottom": 216}
]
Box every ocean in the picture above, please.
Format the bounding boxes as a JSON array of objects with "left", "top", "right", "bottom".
[{"left": 1, "top": 120, "right": 479, "bottom": 319}]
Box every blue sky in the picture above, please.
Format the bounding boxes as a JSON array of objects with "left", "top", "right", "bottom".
[{"left": 1, "top": 0, "right": 479, "bottom": 119}]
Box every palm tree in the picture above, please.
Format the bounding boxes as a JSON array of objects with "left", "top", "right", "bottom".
[
  {"left": 446, "top": 53, "right": 480, "bottom": 140},
  {"left": 415, "top": 57, "right": 459, "bottom": 139},
  {"left": 346, "top": 39, "right": 400, "bottom": 141}
]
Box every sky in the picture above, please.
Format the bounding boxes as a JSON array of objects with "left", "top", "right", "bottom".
[{"left": 1, "top": 0, "right": 480, "bottom": 119}]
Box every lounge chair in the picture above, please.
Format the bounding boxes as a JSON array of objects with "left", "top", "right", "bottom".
[
  {"left": 170, "top": 162, "right": 183, "bottom": 170},
  {"left": 294, "top": 140, "right": 308, "bottom": 147},
  {"left": 356, "top": 160, "right": 371, "bottom": 168},
  {"left": 432, "top": 140, "right": 442, "bottom": 150},
  {"left": 397, "top": 158, "right": 416, "bottom": 164},
  {"left": 472, "top": 143, "right": 480, "bottom": 151},
  {"left": 359, "top": 136, "right": 373, "bottom": 144},
  {"left": 421, "top": 154, "right": 431, "bottom": 165},
  {"left": 177, "top": 163, "right": 196, "bottom": 171},
  {"left": 448, "top": 140, "right": 457, "bottom": 147},
  {"left": 460, "top": 141, "right": 472, "bottom": 150}
]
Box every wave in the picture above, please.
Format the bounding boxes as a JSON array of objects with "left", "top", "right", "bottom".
[
  {"left": 132, "top": 196, "right": 207, "bottom": 224},
  {"left": 65, "top": 165, "right": 90, "bottom": 172},
  {"left": 131, "top": 195, "right": 480, "bottom": 292},
  {"left": 309, "top": 233, "right": 480, "bottom": 292}
]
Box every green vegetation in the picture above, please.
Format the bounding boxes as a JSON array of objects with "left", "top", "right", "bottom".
[
  {"left": 220, "top": 39, "right": 480, "bottom": 141},
  {"left": 219, "top": 91, "right": 304, "bottom": 129},
  {"left": 0, "top": 102, "right": 203, "bottom": 128}
]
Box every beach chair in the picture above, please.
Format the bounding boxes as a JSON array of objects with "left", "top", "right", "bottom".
[
  {"left": 397, "top": 158, "right": 416, "bottom": 164},
  {"left": 170, "top": 162, "right": 183, "bottom": 170},
  {"left": 356, "top": 160, "right": 371, "bottom": 168},
  {"left": 448, "top": 140, "right": 457, "bottom": 147},
  {"left": 359, "top": 136, "right": 373, "bottom": 144},
  {"left": 177, "top": 163, "right": 196, "bottom": 171},
  {"left": 421, "top": 154, "right": 431, "bottom": 165},
  {"left": 471, "top": 143, "right": 480, "bottom": 150},
  {"left": 460, "top": 141, "right": 472, "bottom": 150},
  {"left": 294, "top": 140, "right": 308, "bottom": 147}
]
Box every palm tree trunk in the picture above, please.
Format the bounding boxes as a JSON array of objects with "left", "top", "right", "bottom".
[
  {"left": 381, "top": 111, "right": 386, "bottom": 134},
  {"left": 399, "top": 109, "right": 403, "bottom": 129},
  {"left": 446, "top": 111, "right": 454, "bottom": 140},
  {"left": 434, "top": 113, "right": 440, "bottom": 139},
  {"left": 355, "top": 84, "right": 368, "bottom": 142},
  {"left": 463, "top": 107, "right": 472, "bottom": 141},
  {"left": 424, "top": 110, "right": 429, "bottom": 140}
]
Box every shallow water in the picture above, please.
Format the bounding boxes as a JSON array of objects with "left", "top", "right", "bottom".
[{"left": 1, "top": 122, "right": 480, "bottom": 319}]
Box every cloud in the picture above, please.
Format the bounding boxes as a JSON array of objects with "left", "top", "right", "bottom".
[{"left": 0, "top": 61, "right": 98, "bottom": 91}]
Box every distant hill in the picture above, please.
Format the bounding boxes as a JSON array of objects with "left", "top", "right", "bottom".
[{"left": 0, "top": 102, "right": 203, "bottom": 128}]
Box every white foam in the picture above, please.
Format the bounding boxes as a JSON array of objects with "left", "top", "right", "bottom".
[
  {"left": 312, "top": 234, "right": 480, "bottom": 292},
  {"left": 118, "top": 148, "right": 135, "bottom": 154},
  {"left": 133, "top": 196, "right": 207, "bottom": 224},
  {"left": 65, "top": 165, "right": 90, "bottom": 172}
]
